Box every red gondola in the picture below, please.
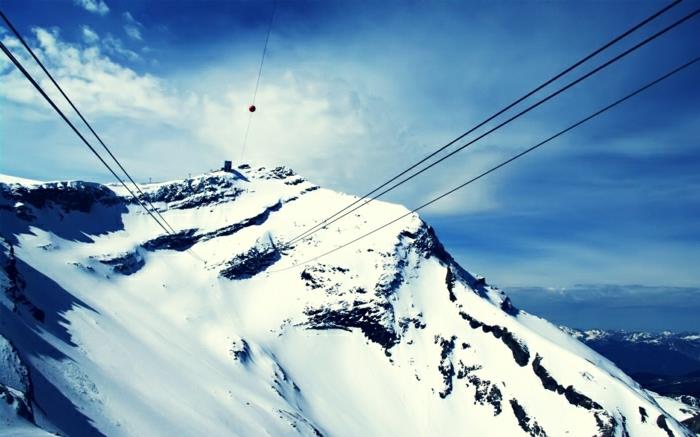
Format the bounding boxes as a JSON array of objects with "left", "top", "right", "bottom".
[{"left": 248, "top": 105, "right": 256, "bottom": 113}]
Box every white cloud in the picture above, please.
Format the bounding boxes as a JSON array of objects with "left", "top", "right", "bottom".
[
  {"left": 123, "top": 12, "right": 143, "bottom": 41},
  {"left": 0, "top": 25, "right": 509, "bottom": 218},
  {"left": 124, "top": 26, "right": 142, "bottom": 41},
  {"left": 421, "top": 180, "right": 500, "bottom": 215},
  {"left": 0, "top": 28, "right": 175, "bottom": 120},
  {"left": 81, "top": 25, "right": 99, "bottom": 44},
  {"left": 74, "top": 0, "right": 109, "bottom": 16},
  {"left": 102, "top": 34, "right": 140, "bottom": 61},
  {"left": 414, "top": 149, "right": 505, "bottom": 215},
  {"left": 123, "top": 11, "right": 138, "bottom": 23}
]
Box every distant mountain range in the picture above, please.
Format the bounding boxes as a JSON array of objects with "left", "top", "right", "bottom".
[{"left": 563, "top": 328, "right": 700, "bottom": 400}]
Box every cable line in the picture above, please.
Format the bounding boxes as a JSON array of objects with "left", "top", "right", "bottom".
[
  {"left": 286, "top": 0, "right": 683, "bottom": 245},
  {"left": 272, "top": 54, "right": 700, "bottom": 272},
  {"left": 286, "top": 4, "right": 699, "bottom": 246},
  {"left": 241, "top": 0, "right": 277, "bottom": 160},
  {"left": 287, "top": 0, "right": 687, "bottom": 245},
  {"left": 0, "top": 10, "right": 177, "bottom": 234},
  {"left": 0, "top": 40, "right": 172, "bottom": 236}
]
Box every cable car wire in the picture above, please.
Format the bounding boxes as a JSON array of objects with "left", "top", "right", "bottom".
[
  {"left": 285, "top": 0, "right": 684, "bottom": 245},
  {"left": 0, "top": 10, "right": 177, "bottom": 234},
  {"left": 272, "top": 54, "right": 700, "bottom": 272},
  {"left": 286, "top": 4, "right": 699, "bottom": 246},
  {"left": 286, "top": 0, "right": 687, "bottom": 245},
  {"left": 285, "top": 0, "right": 683, "bottom": 245},
  {"left": 241, "top": 0, "right": 277, "bottom": 160},
  {"left": 0, "top": 40, "right": 173, "bottom": 236}
]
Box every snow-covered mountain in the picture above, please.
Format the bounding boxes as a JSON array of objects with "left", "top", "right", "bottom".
[{"left": 0, "top": 165, "right": 695, "bottom": 436}]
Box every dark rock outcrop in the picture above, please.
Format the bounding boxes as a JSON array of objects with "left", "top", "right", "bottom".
[
  {"left": 455, "top": 361, "right": 502, "bottom": 415},
  {"left": 500, "top": 296, "right": 518, "bottom": 315},
  {"left": 230, "top": 339, "right": 251, "bottom": 363},
  {"left": 682, "top": 413, "right": 700, "bottom": 434},
  {"left": 531, "top": 355, "right": 602, "bottom": 410},
  {"left": 0, "top": 384, "right": 34, "bottom": 423},
  {"left": 594, "top": 412, "right": 618, "bottom": 437},
  {"left": 436, "top": 335, "right": 456, "bottom": 398},
  {"left": 510, "top": 398, "right": 548, "bottom": 436},
  {"left": 1, "top": 181, "right": 127, "bottom": 244},
  {"left": 220, "top": 236, "right": 281, "bottom": 280},
  {"left": 141, "top": 174, "right": 244, "bottom": 210},
  {"left": 531, "top": 354, "right": 618, "bottom": 436},
  {"left": 259, "top": 166, "right": 296, "bottom": 180},
  {"left": 210, "top": 202, "right": 283, "bottom": 241},
  {"left": 460, "top": 312, "right": 530, "bottom": 366},
  {"left": 305, "top": 302, "right": 398, "bottom": 350},
  {"left": 2, "top": 242, "right": 44, "bottom": 322},
  {"left": 445, "top": 267, "right": 457, "bottom": 302},
  {"left": 639, "top": 406, "right": 648, "bottom": 423},
  {"left": 0, "top": 335, "right": 38, "bottom": 427},
  {"left": 142, "top": 228, "right": 199, "bottom": 252},
  {"left": 656, "top": 414, "right": 674, "bottom": 437},
  {"left": 97, "top": 250, "right": 145, "bottom": 275},
  {"left": 142, "top": 201, "right": 284, "bottom": 253},
  {"left": 0, "top": 181, "right": 121, "bottom": 213}
]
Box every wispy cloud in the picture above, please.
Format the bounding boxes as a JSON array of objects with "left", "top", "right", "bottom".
[
  {"left": 0, "top": 28, "right": 174, "bottom": 120},
  {"left": 74, "top": 0, "right": 109, "bottom": 16},
  {"left": 123, "top": 11, "right": 143, "bottom": 41},
  {"left": 102, "top": 34, "right": 140, "bottom": 61},
  {"left": 81, "top": 25, "right": 99, "bottom": 44}
]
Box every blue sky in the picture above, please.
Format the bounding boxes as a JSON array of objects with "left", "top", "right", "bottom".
[{"left": 1, "top": 0, "right": 699, "bottom": 328}]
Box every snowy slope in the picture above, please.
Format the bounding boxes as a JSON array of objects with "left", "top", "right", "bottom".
[{"left": 0, "top": 165, "right": 694, "bottom": 436}]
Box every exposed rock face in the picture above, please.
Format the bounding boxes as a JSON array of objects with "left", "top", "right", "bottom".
[
  {"left": 305, "top": 301, "right": 400, "bottom": 350},
  {"left": 531, "top": 354, "right": 601, "bottom": 410},
  {"left": 0, "top": 335, "right": 31, "bottom": 395},
  {"left": 640, "top": 406, "right": 649, "bottom": 422},
  {"left": 1, "top": 240, "right": 44, "bottom": 322},
  {"left": 141, "top": 202, "right": 286, "bottom": 253},
  {"left": 0, "top": 384, "right": 34, "bottom": 422},
  {"left": 460, "top": 312, "right": 530, "bottom": 367},
  {"left": 96, "top": 250, "right": 145, "bottom": 275},
  {"left": 141, "top": 174, "right": 245, "bottom": 209},
  {"left": 656, "top": 414, "right": 674, "bottom": 437},
  {"left": 220, "top": 234, "right": 281, "bottom": 279},
  {"left": 0, "top": 334, "right": 40, "bottom": 430},
  {"left": 510, "top": 398, "right": 548, "bottom": 437},
  {"left": 0, "top": 181, "right": 121, "bottom": 213},
  {"left": 682, "top": 414, "right": 700, "bottom": 433},
  {"left": 229, "top": 338, "right": 251, "bottom": 363},
  {"left": 142, "top": 228, "right": 199, "bottom": 252},
  {"left": 436, "top": 335, "right": 456, "bottom": 398},
  {"left": 0, "top": 180, "right": 127, "bottom": 245}
]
